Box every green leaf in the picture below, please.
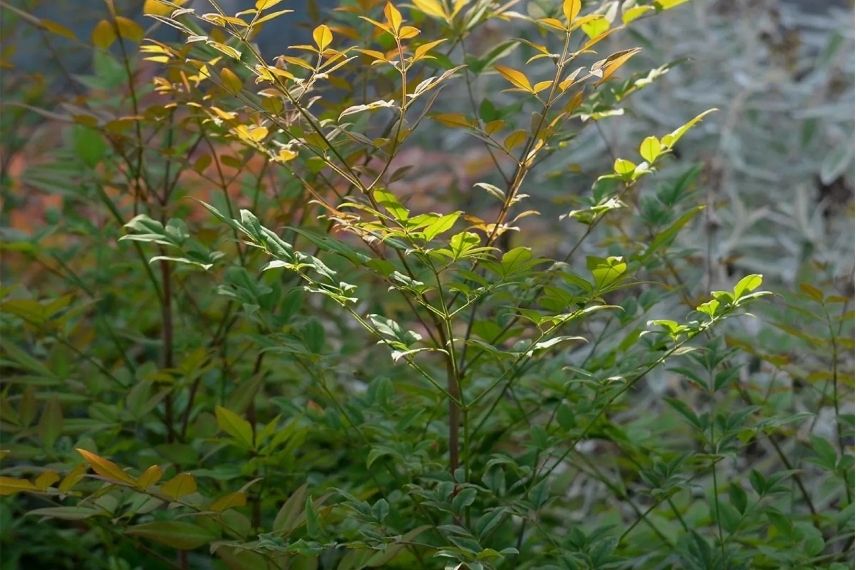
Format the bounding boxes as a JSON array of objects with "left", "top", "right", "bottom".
[
  {"left": 29, "top": 507, "right": 103, "bottom": 520},
  {"left": 732, "top": 274, "right": 763, "bottom": 299},
  {"left": 587, "top": 256, "right": 627, "bottom": 289},
  {"left": 623, "top": 5, "right": 654, "bottom": 23},
  {"left": 613, "top": 158, "right": 636, "bottom": 176},
  {"left": 373, "top": 189, "right": 409, "bottom": 221},
  {"left": 641, "top": 205, "right": 704, "bottom": 260},
  {"left": 273, "top": 483, "right": 308, "bottom": 533},
  {"left": 639, "top": 136, "right": 662, "bottom": 163},
  {"left": 661, "top": 109, "right": 718, "bottom": 149},
  {"left": 304, "top": 496, "right": 323, "bottom": 538},
  {"left": 215, "top": 406, "right": 254, "bottom": 449},
  {"left": 423, "top": 212, "right": 461, "bottom": 241},
  {"left": 71, "top": 125, "right": 107, "bottom": 168},
  {"left": 127, "top": 521, "right": 217, "bottom": 550},
  {"left": 580, "top": 15, "right": 609, "bottom": 39},
  {"left": 38, "top": 398, "right": 63, "bottom": 448}
]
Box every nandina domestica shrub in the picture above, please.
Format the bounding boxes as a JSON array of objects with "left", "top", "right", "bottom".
[{"left": 1, "top": 0, "right": 852, "bottom": 569}]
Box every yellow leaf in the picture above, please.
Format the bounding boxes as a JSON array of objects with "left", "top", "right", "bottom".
[
  {"left": 219, "top": 68, "right": 243, "bottom": 94},
  {"left": 538, "top": 17, "right": 566, "bottom": 31},
  {"left": 0, "top": 477, "right": 36, "bottom": 496},
  {"left": 256, "top": 0, "right": 285, "bottom": 9},
  {"left": 384, "top": 2, "right": 403, "bottom": 33},
  {"left": 356, "top": 48, "right": 389, "bottom": 62},
  {"left": 451, "top": 0, "right": 468, "bottom": 18},
  {"left": 234, "top": 125, "right": 269, "bottom": 143},
  {"left": 40, "top": 19, "right": 76, "bottom": 40},
  {"left": 413, "top": 39, "right": 445, "bottom": 60},
  {"left": 563, "top": 90, "right": 584, "bottom": 114},
  {"left": 206, "top": 41, "right": 241, "bottom": 60},
  {"left": 484, "top": 119, "right": 505, "bottom": 135},
  {"left": 210, "top": 491, "right": 247, "bottom": 512},
  {"left": 137, "top": 465, "right": 163, "bottom": 489},
  {"left": 58, "top": 464, "right": 86, "bottom": 494},
  {"left": 115, "top": 16, "right": 144, "bottom": 42},
  {"left": 532, "top": 80, "right": 553, "bottom": 94},
  {"left": 161, "top": 473, "right": 197, "bottom": 500},
  {"left": 413, "top": 0, "right": 447, "bottom": 19},
  {"left": 563, "top": 0, "right": 581, "bottom": 23},
  {"left": 76, "top": 448, "right": 136, "bottom": 485},
  {"left": 313, "top": 24, "right": 333, "bottom": 50},
  {"left": 143, "top": 0, "right": 189, "bottom": 16},
  {"left": 34, "top": 471, "right": 60, "bottom": 491},
  {"left": 656, "top": 0, "right": 689, "bottom": 9},
  {"left": 254, "top": 9, "right": 295, "bottom": 26},
  {"left": 595, "top": 47, "right": 641, "bottom": 85},
  {"left": 495, "top": 65, "right": 533, "bottom": 93},
  {"left": 398, "top": 25, "right": 420, "bottom": 39},
  {"left": 275, "top": 148, "right": 298, "bottom": 162},
  {"left": 504, "top": 130, "right": 527, "bottom": 151},
  {"left": 91, "top": 20, "right": 116, "bottom": 49},
  {"left": 433, "top": 113, "right": 472, "bottom": 128},
  {"left": 143, "top": 0, "right": 172, "bottom": 16},
  {"left": 622, "top": 5, "right": 654, "bottom": 24}
]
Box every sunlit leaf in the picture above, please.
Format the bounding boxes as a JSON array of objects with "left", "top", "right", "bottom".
[
  {"left": 313, "top": 24, "right": 333, "bottom": 50},
  {"left": 495, "top": 65, "right": 533, "bottom": 93},
  {"left": 413, "top": 0, "right": 447, "bottom": 19},
  {"left": 563, "top": 0, "right": 581, "bottom": 23}
]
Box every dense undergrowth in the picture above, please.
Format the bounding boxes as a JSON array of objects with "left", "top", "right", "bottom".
[{"left": 0, "top": 0, "right": 853, "bottom": 568}]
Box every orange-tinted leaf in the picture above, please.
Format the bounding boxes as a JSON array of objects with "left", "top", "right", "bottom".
[
  {"left": 495, "top": 65, "right": 533, "bottom": 93},
  {"left": 76, "top": 448, "right": 136, "bottom": 485},
  {"left": 137, "top": 465, "right": 163, "bottom": 489},
  {"left": 595, "top": 48, "right": 641, "bottom": 85}
]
